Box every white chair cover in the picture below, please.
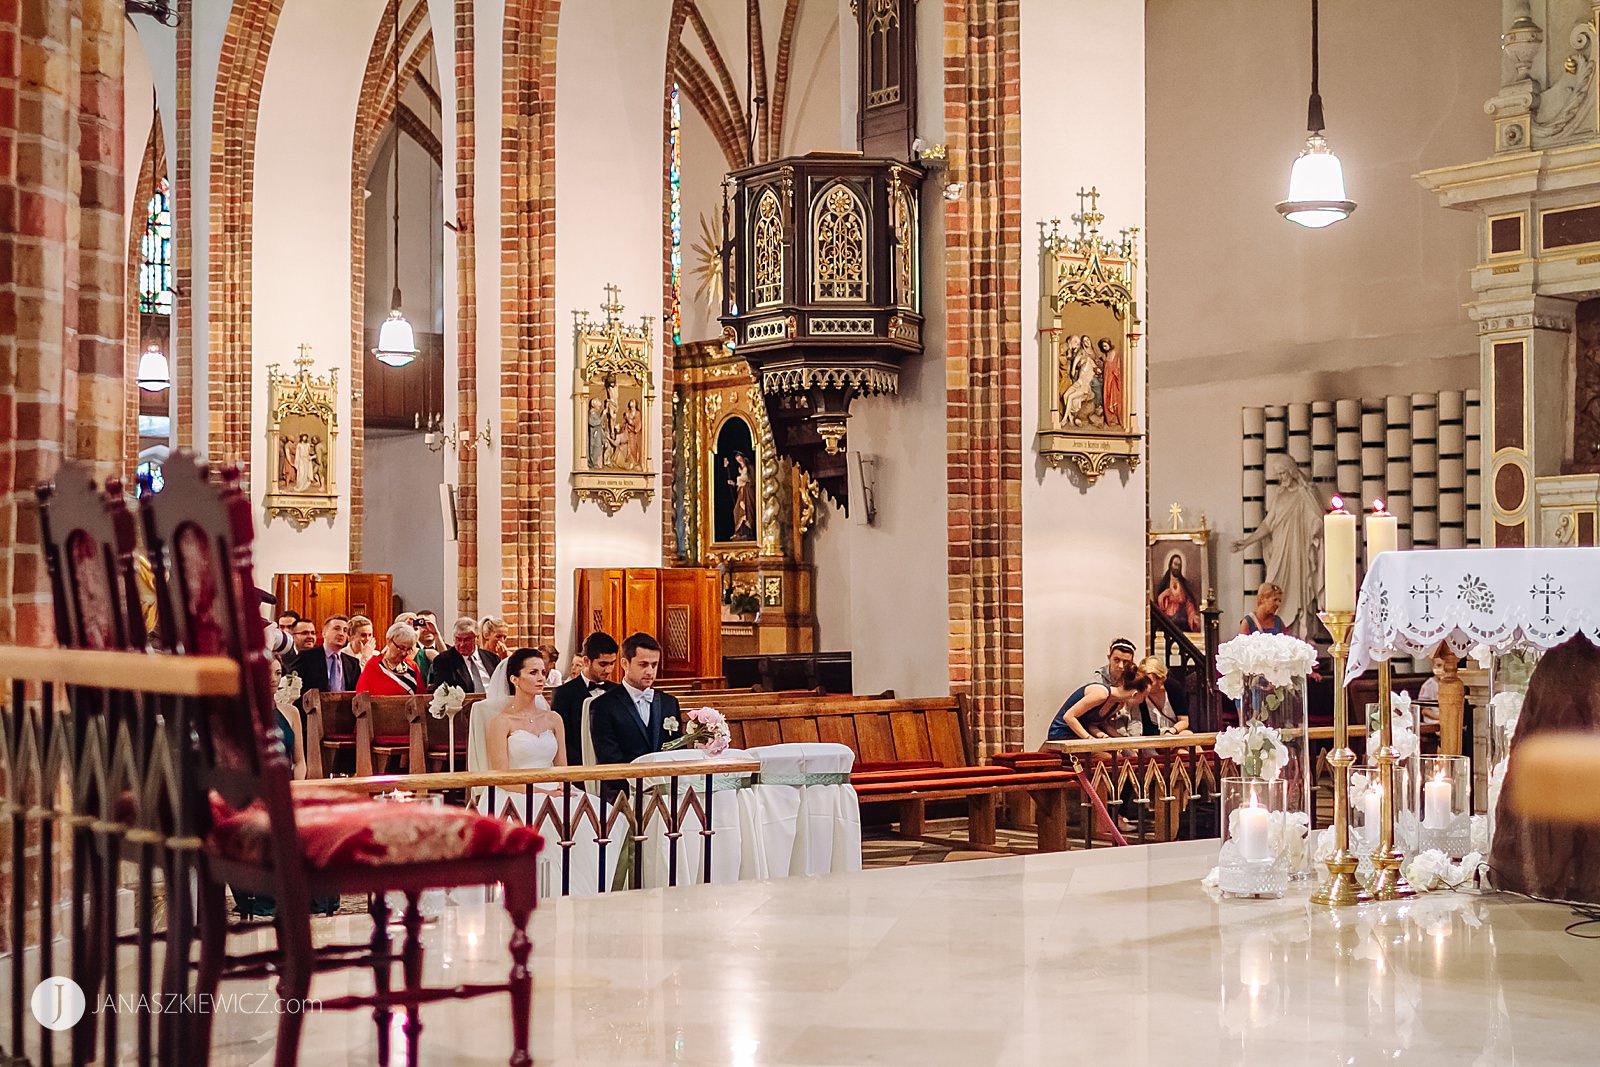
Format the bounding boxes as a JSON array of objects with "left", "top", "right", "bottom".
[
  {"left": 745, "top": 744, "right": 807, "bottom": 879},
  {"left": 792, "top": 743, "right": 861, "bottom": 875},
  {"left": 631, "top": 750, "right": 750, "bottom": 888}
]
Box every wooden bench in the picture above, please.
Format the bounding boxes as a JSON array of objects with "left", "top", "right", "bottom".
[
  {"left": 302, "top": 690, "right": 435, "bottom": 777},
  {"left": 723, "top": 695, "right": 1088, "bottom": 853}
]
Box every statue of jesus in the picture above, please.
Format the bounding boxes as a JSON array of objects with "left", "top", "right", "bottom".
[{"left": 1230, "top": 455, "right": 1324, "bottom": 639}]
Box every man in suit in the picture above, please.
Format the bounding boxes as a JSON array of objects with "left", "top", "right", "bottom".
[
  {"left": 289, "top": 614, "right": 362, "bottom": 693},
  {"left": 588, "top": 632, "right": 680, "bottom": 800},
  {"left": 430, "top": 616, "right": 501, "bottom": 693},
  {"left": 550, "top": 631, "right": 620, "bottom": 763}
]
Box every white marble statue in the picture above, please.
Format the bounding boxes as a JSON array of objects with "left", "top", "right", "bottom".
[{"left": 1230, "top": 455, "right": 1324, "bottom": 639}]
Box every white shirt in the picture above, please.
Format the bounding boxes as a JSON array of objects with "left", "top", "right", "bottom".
[{"left": 622, "top": 680, "right": 653, "bottom": 727}]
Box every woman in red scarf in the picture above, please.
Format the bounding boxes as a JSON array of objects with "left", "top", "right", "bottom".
[{"left": 356, "top": 622, "right": 424, "bottom": 695}]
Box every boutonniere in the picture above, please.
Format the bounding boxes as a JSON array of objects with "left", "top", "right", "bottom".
[{"left": 662, "top": 715, "right": 680, "bottom": 734}]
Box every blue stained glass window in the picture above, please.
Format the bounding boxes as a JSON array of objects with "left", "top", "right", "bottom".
[
  {"left": 670, "top": 83, "right": 682, "bottom": 346},
  {"left": 139, "top": 177, "right": 172, "bottom": 315}
]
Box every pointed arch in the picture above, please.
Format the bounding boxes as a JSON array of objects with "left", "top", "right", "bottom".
[{"left": 810, "top": 181, "right": 867, "bottom": 302}]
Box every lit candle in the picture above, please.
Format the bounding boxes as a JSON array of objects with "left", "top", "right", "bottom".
[
  {"left": 1365, "top": 498, "right": 1398, "bottom": 562},
  {"left": 1237, "top": 798, "right": 1271, "bottom": 863},
  {"left": 1362, "top": 783, "right": 1383, "bottom": 835},
  {"left": 1324, "top": 496, "right": 1357, "bottom": 613},
  {"left": 1423, "top": 772, "right": 1453, "bottom": 830}
]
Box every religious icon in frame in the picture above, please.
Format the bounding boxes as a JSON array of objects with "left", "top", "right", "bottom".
[
  {"left": 1148, "top": 504, "right": 1212, "bottom": 642},
  {"left": 264, "top": 345, "right": 339, "bottom": 528},
  {"left": 1038, "top": 186, "right": 1143, "bottom": 483},
  {"left": 711, "top": 413, "right": 760, "bottom": 545},
  {"left": 571, "top": 284, "right": 656, "bottom": 513}
]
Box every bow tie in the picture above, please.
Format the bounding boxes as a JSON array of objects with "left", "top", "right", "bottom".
[
  {"left": 586, "top": 681, "right": 606, "bottom": 693},
  {"left": 634, "top": 689, "right": 654, "bottom": 703}
]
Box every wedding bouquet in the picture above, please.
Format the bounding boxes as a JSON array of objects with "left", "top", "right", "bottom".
[
  {"left": 1215, "top": 632, "right": 1319, "bottom": 701},
  {"left": 429, "top": 684, "right": 467, "bottom": 719},
  {"left": 661, "top": 706, "right": 730, "bottom": 756},
  {"left": 1213, "top": 721, "right": 1289, "bottom": 779},
  {"left": 274, "top": 672, "right": 303, "bottom": 712}
]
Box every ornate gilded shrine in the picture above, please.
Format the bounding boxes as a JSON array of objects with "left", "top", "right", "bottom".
[
  {"left": 1037, "top": 189, "right": 1144, "bottom": 483},
  {"left": 673, "top": 339, "right": 820, "bottom": 655},
  {"left": 265, "top": 345, "right": 340, "bottom": 527},
  {"left": 719, "top": 153, "right": 924, "bottom": 507},
  {"left": 571, "top": 285, "right": 657, "bottom": 513}
]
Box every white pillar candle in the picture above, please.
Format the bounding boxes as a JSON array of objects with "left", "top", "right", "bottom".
[
  {"left": 1237, "top": 799, "right": 1271, "bottom": 863},
  {"left": 1365, "top": 499, "right": 1398, "bottom": 561},
  {"left": 1362, "top": 784, "right": 1383, "bottom": 834},
  {"left": 1324, "top": 497, "right": 1358, "bottom": 613},
  {"left": 1423, "top": 776, "right": 1453, "bottom": 830}
]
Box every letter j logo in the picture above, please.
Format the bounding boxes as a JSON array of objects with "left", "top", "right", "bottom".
[{"left": 31, "top": 977, "right": 87, "bottom": 1030}]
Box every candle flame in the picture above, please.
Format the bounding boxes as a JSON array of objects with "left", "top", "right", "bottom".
[
  {"left": 1330, "top": 494, "right": 1345, "bottom": 511},
  {"left": 1432, "top": 768, "right": 1447, "bottom": 784},
  {"left": 1372, "top": 498, "right": 1387, "bottom": 514}
]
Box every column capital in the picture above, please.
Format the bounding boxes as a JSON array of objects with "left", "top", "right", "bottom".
[{"left": 1469, "top": 292, "right": 1576, "bottom": 335}]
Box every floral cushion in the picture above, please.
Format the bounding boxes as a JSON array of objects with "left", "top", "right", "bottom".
[{"left": 208, "top": 799, "right": 543, "bottom": 869}]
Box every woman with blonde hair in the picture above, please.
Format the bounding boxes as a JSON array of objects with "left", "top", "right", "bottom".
[
  {"left": 347, "top": 614, "right": 378, "bottom": 665},
  {"left": 1240, "top": 582, "right": 1288, "bottom": 636},
  {"left": 480, "top": 615, "right": 510, "bottom": 660},
  {"left": 1136, "top": 657, "right": 1191, "bottom": 736}
]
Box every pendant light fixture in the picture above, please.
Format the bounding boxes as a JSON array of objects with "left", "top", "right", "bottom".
[
  {"left": 1276, "top": 0, "right": 1355, "bottom": 229},
  {"left": 136, "top": 342, "right": 170, "bottom": 392},
  {"left": 374, "top": 0, "right": 418, "bottom": 367}
]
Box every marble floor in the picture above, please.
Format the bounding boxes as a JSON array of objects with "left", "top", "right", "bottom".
[{"left": 36, "top": 841, "right": 1600, "bottom": 1065}]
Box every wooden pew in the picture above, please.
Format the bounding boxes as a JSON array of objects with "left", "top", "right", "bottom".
[
  {"left": 722, "top": 695, "right": 1079, "bottom": 853},
  {"left": 353, "top": 693, "right": 425, "bottom": 775}
]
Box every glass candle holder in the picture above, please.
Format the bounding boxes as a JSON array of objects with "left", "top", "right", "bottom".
[
  {"left": 1416, "top": 753, "right": 1471, "bottom": 859},
  {"left": 1218, "top": 776, "right": 1290, "bottom": 898},
  {"left": 1486, "top": 646, "right": 1540, "bottom": 845},
  {"left": 1238, "top": 674, "right": 1311, "bottom": 877}
]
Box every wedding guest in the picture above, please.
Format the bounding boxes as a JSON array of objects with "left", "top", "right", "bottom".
[
  {"left": 540, "top": 643, "right": 564, "bottom": 688},
  {"left": 1239, "top": 582, "right": 1288, "bottom": 635},
  {"left": 270, "top": 656, "right": 307, "bottom": 780},
  {"left": 356, "top": 622, "right": 425, "bottom": 694},
  {"left": 551, "top": 631, "right": 619, "bottom": 764},
  {"left": 480, "top": 615, "right": 511, "bottom": 660},
  {"left": 1096, "top": 638, "right": 1139, "bottom": 689},
  {"left": 347, "top": 614, "right": 378, "bottom": 666},
  {"left": 289, "top": 614, "right": 362, "bottom": 694},
  {"left": 1046, "top": 665, "right": 1152, "bottom": 742},
  {"left": 1137, "top": 657, "right": 1191, "bottom": 736},
  {"left": 283, "top": 616, "right": 319, "bottom": 670},
  {"left": 431, "top": 616, "right": 501, "bottom": 693},
  {"left": 416, "top": 610, "right": 443, "bottom": 662},
  {"left": 276, "top": 608, "right": 302, "bottom": 634},
  {"left": 395, "top": 611, "right": 433, "bottom": 685}
]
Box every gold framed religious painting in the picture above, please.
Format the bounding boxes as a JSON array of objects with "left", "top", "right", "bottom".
[
  {"left": 571, "top": 284, "right": 656, "bottom": 512},
  {"left": 264, "top": 345, "right": 339, "bottom": 527},
  {"left": 1148, "top": 505, "right": 1212, "bottom": 642},
  {"left": 1037, "top": 187, "right": 1143, "bottom": 483}
]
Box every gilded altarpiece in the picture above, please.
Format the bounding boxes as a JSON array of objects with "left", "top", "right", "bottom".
[
  {"left": 265, "top": 346, "right": 339, "bottom": 527},
  {"left": 674, "top": 339, "right": 820, "bottom": 655},
  {"left": 1037, "top": 189, "right": 1143, "bottom": 483},
  {"left": 572, "top": 286, "right": 657, "bottom": 512}
]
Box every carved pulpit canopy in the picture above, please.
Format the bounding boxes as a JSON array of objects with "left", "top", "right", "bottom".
[
  {"left": 720, "top": 152, "right": 924, "bottom": 507},
  {"left": 1037, "top": 187, "right": 1143, "bottom": 483}
]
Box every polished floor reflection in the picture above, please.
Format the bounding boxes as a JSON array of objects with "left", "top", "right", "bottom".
[{"left": 195, "top": 840, "right": 1600, "bottom": 1065}]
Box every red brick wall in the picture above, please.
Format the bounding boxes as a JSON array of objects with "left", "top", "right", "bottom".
[
  {"left": 455, "top": 0, "right": 478, "bottom": 614},
  {"left": 173, "top": 0, "right": 193, "bottom": 450},
  {"left": 943, "top": 4, "right": 1025, "bottom": 756},
  {"left": 498, "top": 0, "right": 560, "bottom": 644},
  {"left": 207, "top": 0, "right": 285, "bottom": 486}
]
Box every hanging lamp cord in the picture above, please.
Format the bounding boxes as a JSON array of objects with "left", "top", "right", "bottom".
[
  {"left": 391, "top": 0, "right": 403, "bottom": 311},
  {"left": 1306, "top": 0, "right": 1326, "bottom": 134}
]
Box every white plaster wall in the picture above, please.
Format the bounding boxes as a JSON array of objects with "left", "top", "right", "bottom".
[
  {"left": 127, "top": 15, "right": 176, "bottom": 175},
  {"left": 677, "top": 95, "right": 725, "bottom": 345},
  {"left": 432, "top": 0, "right": 461, "bottom": 618},
  {"left": 1145, "top": 0, "right": 1496, "bottom": 626},
  {"left": 250, "top": 0, "right": 389, "bottom": 579},
  {"left": 1019, "top": 0, "right": 1147, "bottom": 743},
  {"left": 362, "top": 74, "right": 445, "bottom": 331},
  {"left": 364, "top": 429, "right": 447, "bottom": 611},
  {"left": 123, "top": 29, "right": 154, "bottom": 215},
  {"left": 551, "top": 0, "right": 674, "bottom": 650}
]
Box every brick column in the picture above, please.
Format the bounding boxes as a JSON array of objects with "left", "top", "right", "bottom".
[
  {"left": 454, "top": 0, "right": 479, "bottom": 614},
  {"left": 943, "top": 4, "right": 1025, "bottom": 757}
]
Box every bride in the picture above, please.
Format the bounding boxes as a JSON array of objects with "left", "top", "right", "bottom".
[{"left": 471, "top": 648, "right": 611, "bottom": 896}]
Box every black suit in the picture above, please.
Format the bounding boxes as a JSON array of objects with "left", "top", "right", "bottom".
[
  {"left": 430, "top": 647, "right": 500, "bottom": 693},
  {"left": 588, "top": 684, "right": 680, "bottom": 801},
  {"left": 289, "top": 646, "right": 362, "bottom": 694},
  {"left": 550, "top": 674, "right": 617, "bottom": 766}
]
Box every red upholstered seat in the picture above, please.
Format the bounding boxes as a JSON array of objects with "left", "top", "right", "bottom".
[
  {"left": 208, "top": 799, "right": 542, "bottom": 870},
  {"left": 853, "top": 760, "right": 939, "bottom": 773},
  {"left": 370, "top": 734, "right": 411, "bottom": 747}
]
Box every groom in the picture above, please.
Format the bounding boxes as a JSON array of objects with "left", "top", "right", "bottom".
[{"left": 588, "top": 631, "right": 680, "bottom": 801}]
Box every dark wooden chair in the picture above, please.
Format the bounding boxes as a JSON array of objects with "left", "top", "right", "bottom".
[{"left": 142, "top": 453, "right": 542, "bottom": 1067}]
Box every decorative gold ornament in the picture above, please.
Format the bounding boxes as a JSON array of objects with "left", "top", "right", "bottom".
[
  {"left": 1311, "top": 609, "right": 1374, "bottom": 908},
  {"left": 264, "top": 344, "right": 339, "bottom": 528},
  {"left": 812, "top": 183, "right": 868, "bottom": 301},
  {"left": 1037, "top": 185, "right": 1143, "bottom": 484},
  {"left": 571, "top": 284, "right": 656, "bottom": 513},
  {"left": 1366, "top": 659, "right": 1417, "bottom": 901}
]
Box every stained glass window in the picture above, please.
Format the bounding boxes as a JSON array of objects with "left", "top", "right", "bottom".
[
  {"left": 136, "top": 460, "right": 164, "bottom": 497},
  {"left": 670, "top": 82, "right": 682, "bottom": 346},
  {"left": 139, "top": 177, "right": 173, "bottom": 315}
]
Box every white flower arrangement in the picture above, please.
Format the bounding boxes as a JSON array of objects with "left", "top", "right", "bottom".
[
  {"left": 1487, "top": 758, "right": 1508, "bottom": 816},
  {"left": 661, "top": 706, "right": 730, "bottom": 756},
  {"left": 1403, "top": 848, "right": 1486, "bottom": 893},
  {"left": 1490, "top": 690, "right": 1524, "bottom": 741},
  {"left": 1213, "top": 721, "right": 1290, "bottom": 780},
  {"left": 1215, "top": 632, "right": 1319, "bottom": 701},
  {"left": 1366, "top": 694, "right": 1419, "bottom": 760},
  {"left": 662, "top": 716, "right": 680, "bottom": 734},
  {"left": 1470, "top": 814, "right": 1489, "bottom": 855},
  {"left": 428, "top": 684, "right": 467, "bottom": 719},
  {"left": 274, "top": 672, "right": 303, "bottom": 712}
]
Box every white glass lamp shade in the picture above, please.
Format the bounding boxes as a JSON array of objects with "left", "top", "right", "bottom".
[
  {"left": 136, "top": 345, "right": 170, "bottom": 392},
  {"left": 374, "top": 308, "right": 418, "bottom": 367},
  {"left": 1276, "top": 133, "right": 1356, "bottom": 229}
]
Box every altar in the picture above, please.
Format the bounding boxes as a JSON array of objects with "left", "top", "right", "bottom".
[{"left": 195, "top": 841, "right": 1600, "bottom": 1064}]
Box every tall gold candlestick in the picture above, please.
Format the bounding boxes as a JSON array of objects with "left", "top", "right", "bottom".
[
  {"left": 1312, "top": 609, "right": 1372, "bottom": 908},
  {"left": 1367, "top": 659, "right": 1416, "bottom": 900}
]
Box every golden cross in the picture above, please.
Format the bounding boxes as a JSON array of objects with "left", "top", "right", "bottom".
[
  {"left": 601, "top": 283, "right": 624, "bottom": 323},
  {"left": 295, "top": 343, "right": 314, "bottom": 373},
  {"left": 1169, "top": 502, "right": 1185, "bottom": 530}
]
